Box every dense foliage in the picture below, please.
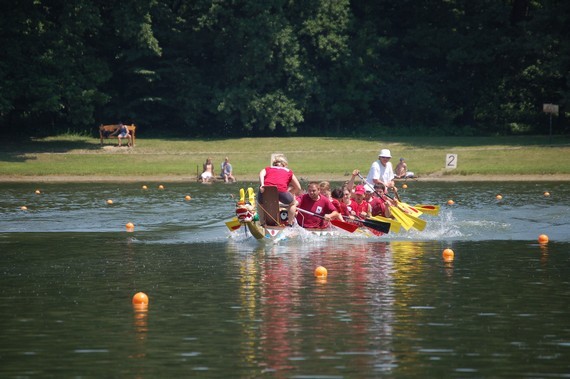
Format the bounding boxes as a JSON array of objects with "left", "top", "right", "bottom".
[{"left": 1, "top": 0, "right": 568, "bottom": 137}]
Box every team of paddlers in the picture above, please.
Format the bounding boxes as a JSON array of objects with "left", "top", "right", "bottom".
[{"left": 257, "top": 150, "right": 403, "bottom": 230}]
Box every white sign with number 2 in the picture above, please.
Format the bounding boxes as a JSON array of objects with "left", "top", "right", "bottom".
[{"left": 446, "top": 154, "right": 458, "bottom": 169}]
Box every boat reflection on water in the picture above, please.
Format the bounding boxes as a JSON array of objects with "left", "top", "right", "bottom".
[{"left": 226, "top": 239, "right": 398, "bottom": 374}]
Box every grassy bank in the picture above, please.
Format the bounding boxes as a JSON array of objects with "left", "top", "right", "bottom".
[{"left": 1, "top": 135, "right": 570, "bottom": 181}]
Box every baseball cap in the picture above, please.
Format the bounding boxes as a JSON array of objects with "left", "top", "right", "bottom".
[{"left": 354, "top": 185, "right": 365, "bottom": 195}]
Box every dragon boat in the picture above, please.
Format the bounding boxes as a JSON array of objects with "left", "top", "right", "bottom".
[{"left": 228, "top": 186, "right": 394, "bottom": 241}]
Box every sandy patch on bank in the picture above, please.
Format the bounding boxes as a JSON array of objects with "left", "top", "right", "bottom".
[{"left": 1, "top": 174, "right": 569, "bottom": 183}]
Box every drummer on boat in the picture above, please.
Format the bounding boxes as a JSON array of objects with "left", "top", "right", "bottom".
[{"left": 258, "top": 154, "right": 301, "bottom": 227}]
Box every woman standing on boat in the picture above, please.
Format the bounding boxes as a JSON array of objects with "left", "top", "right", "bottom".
[{"left": 258, "top": 154, "right": 302, "bottom": 226}]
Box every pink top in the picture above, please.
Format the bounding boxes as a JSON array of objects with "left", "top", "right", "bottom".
[{"left": 263, "top": 166, "right": 293, "bottom": 192}]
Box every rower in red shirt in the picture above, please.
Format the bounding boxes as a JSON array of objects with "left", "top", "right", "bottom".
[
  {"left": 349, "top": 185, "right": 372, "bottom": 219},
  {"left": 296, "top": 182, "right": 340, "bottom": 229},
  {"left": 368, "top": 182, "right": 393, "bottom": 218},
  {"left": 331, "top": 188, "right": 350, "bottom": 217}
]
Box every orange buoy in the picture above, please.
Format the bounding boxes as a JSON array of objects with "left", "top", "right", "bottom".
[
  {"left": 184, "top": 195, "right": 191, "bottom": 201},
  {"left": 132, "top": 292, "right": 149, "bottom": 305},
  {"left": 496, "top": 194, "right": 503, "bottom": 200},
  {"left": 544, "top": 191, "right": 550, "bottom": 197},
  {"left": 314, "top": 266, "right": 328, "bottom": 278},
  {"left": 447, "top": 199, "right": 455, "bottom": 206},
  {"left": 142, "top": 185, "right": 148, "bottom": 190},
  {"left": 402, "top": 184, "right": 408, "bottom": 189},
  {"left": 126, "top": 222, "right": 135, "bottom": 232},
  {"left": 158, "top": 185, "right": 164, "bottom": 190},
  {"left": 35, "top": 189, "right": 41, "bottom": 194},
  {"left": 107, "top": 199, "right": 114, "bottom": 205},
  {"left": 442, "top": 248, "right": 454, "bottom": 262},
  {"left": 21, "top": 206, "right": 28, "bottom": 211},
  {"left": 538, "top": 234, "right": 549, "bottom": 244}
]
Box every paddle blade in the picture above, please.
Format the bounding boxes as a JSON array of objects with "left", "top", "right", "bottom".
[
  {"left": 225, "top": 217, "right": 241, "bottom": 231},
  {"left": 371, "top": 215, "right": 402, "bottom": 233},
  {"left": 361, "top": 218, "right": 390, "bottom": 234},
  {"left": 389, "top": 206, "right": 413, "bottom": 231},
  {"left": 331, "top": 219, "right": 359, "bottom": 233},
  {"left": 406, "top": 212, "right": 427, "bottom": 231},
  {"left": 397, "top": 202, "right": 422, "bottom": 216},
  {"left": 414, "top": 204, "right": 440, "bottom": 216}
]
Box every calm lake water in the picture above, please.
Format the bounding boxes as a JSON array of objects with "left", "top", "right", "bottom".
[{"left": 1, "top": 181, "right": 569, "bottom": 378}]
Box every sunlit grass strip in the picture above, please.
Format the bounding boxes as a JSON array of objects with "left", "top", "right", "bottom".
[{"left": 0, "top": 135, "right": 569, "bottom": 177}]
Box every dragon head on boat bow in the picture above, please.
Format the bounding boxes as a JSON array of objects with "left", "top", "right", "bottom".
[
  {"left": 236, "top": 202, "right": 255, "bottom": 222},
  {"left": 235, "top": 187, "right": 258, "bottom": 223}
]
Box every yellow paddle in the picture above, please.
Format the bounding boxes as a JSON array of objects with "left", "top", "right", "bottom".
[
  {"left": 356, "top": 173, "right": 425, "bottom": 232},
  {"left": 225, "top": 217, "right": 241, "bottom": 231},
  {"left": 397, "top": 202, "right": 423, "bottom": 217},
  {"left": 371, "top": 215, "right": 402, "bottom": 233},
  {"left": 391, "top": 195, "right": 426, "bottom": 231},
  {"left": 401, "top": 210, "right": 426, "bottom": 231},
  {"left": 414, "top": 204, "right": 440, "bottom": 216},
  {"left": 392, "top": 189, "right": 423, "bottom": 217},
  {"left": 388, "top": 206, "right": 413, "bottom": 231}
]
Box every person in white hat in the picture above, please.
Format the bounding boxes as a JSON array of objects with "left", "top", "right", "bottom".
[{"left": 366, "top": 148, "right": 396, "bottom": 191}]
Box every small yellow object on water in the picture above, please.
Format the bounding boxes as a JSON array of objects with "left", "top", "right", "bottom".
[
  {"left": 132, "top": 292, "right": 149, "bottom": 305},
  {"left": 442, "top": 248, "right": 454, "bottom": 262},
  {"left": 314, "top": 266, "right": 328, "bottom": 278}
]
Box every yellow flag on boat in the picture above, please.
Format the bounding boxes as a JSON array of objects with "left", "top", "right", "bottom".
[
  {"left": 247, "top": 187, "right": 256, "bottom": 207},
  {"left": 225, "top": 217, "right": 241, "bottom": 231}
]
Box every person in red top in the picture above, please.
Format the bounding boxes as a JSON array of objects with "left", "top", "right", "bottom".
[
  {"left": 259, "top": 154, "right": 302, "bottom": 226},
  {"left": 296, "top": 182, "right": 340, "bottom": 229},
  {"left": 369, "top": 183, "right": 394, "bottom": 218},
  {"left": 331, "top": 188, "right": 350, "bottom": 217},
  {"left": 349, "top": 185, "right": 371, "bottom": 219}
]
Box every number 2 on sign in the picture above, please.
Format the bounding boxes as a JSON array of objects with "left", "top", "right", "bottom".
[{"left": 446, "top": 154, "right": 458, "bottom": 169}]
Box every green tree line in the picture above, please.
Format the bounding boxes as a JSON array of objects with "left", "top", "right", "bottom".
[{"left": 1, "top": 0, "right": 568, "bottom": 138}]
